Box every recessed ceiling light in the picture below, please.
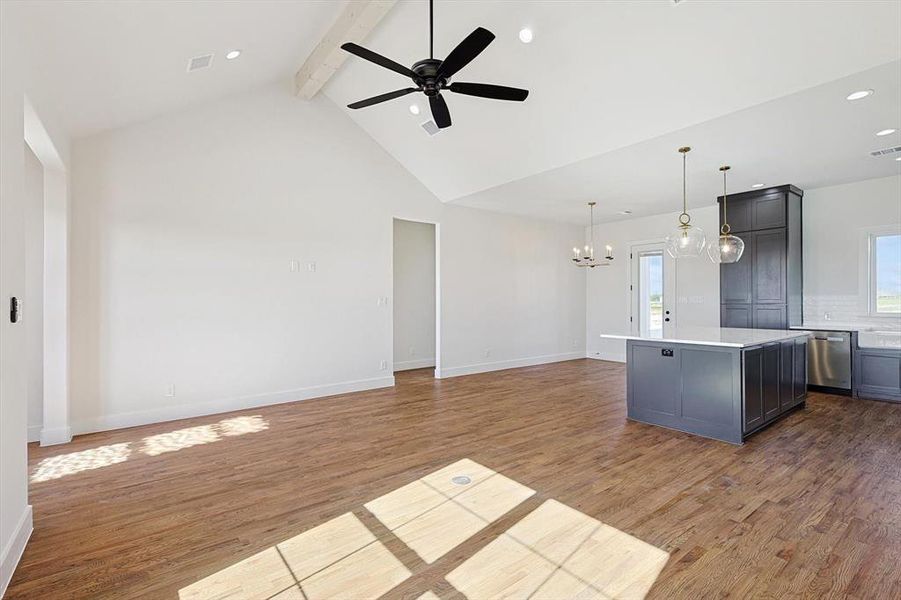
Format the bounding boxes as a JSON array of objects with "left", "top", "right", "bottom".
[
  {"left": 876, "top": 128, "right": 897, "bottom": 137},
  {"left": 409, "top": 104, "right": 420, "bottom": 115},
  {"left": 225, "top": 49, "right": 242, "bottom": 60},
  {"left": 619, "top": 210, "right": 632, "bottom": 215},
  {"left": 751, "top": 183, "right": 765, "bottom": 188},
  {"left": 518, "top": 28, "right": 533, "bottom": 43},
  {"left": 846, "top": 89, "right": 873, "bottom": 101}
]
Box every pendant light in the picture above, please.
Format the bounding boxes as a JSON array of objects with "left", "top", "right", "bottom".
[
  {"left": 707, "top": 165, "right": 745, "bottom": 264},
  {"left": 572, "top": 202, "right": 614, "bottom": 268},
  {"left": 665, "top": 147, "right": 706, "bottom": 258}
]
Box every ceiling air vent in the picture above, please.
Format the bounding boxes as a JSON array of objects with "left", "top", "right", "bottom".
[
  {"left": 187, "top": 54, "right": 214, "bottom": 73},
  {"left": 870, "top": 145, "right": 901, "bottom": 157},
  {"left": 421, "top": 120, "right": 441, "bottom": 136}
]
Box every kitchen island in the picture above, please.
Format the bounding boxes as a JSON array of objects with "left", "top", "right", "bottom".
[{"left": 602, "top": 327, "right": 810, "bottom": 444}]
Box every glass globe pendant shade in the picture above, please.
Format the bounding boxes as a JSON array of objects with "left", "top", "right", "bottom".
[
  {"left": 665, "top": 218, "right": 706, "bottom": 258},
  {"left": 707, "top": 233, "right": 745, "bottom": 263}
]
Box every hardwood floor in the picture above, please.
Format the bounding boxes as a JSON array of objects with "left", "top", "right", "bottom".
[{"left": 8, "top": 359, "right": 901, "bottom": 599}]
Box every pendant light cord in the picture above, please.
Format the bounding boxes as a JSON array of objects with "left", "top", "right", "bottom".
[
  {"left": 720, "top": 166, "right": 731, "bottom": 236},
  {"left": 678, "top": 147, "right": 691, "bottom": 227},
  {"left": 429, "top": 0, "right": 434, "bottom": 59}
]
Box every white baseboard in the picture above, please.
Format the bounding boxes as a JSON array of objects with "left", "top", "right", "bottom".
[
  {"left": 394, "top": 358, "right": 436, "bottom": 372},
  {"left": 27, "top": 425, "right": 41, "bottom": 444},
  {"left": 587, "top": 352, "right": 625, "bottom": 363},
  {"left": 39, "top": 426, "right": 72, "bottom": 446},
  {"left": 438, "top": 352, "right": 585, "bottom": 379},
  {"left": 0, "top": 504, "right": 33, "bottom": 597},
  {"left": 71, "top": 376, "right": 395, "bottom": 436}
]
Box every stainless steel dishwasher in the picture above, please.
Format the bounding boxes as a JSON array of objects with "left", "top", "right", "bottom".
[{"left": 808, "top": 330, "right": 852, "bottom": 390}]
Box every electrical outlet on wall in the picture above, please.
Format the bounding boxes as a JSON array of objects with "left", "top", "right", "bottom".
[
  {"left": 164, "top": 384, "right": 175, "bottom": 397},
  {"left": 306, "top": 261, "right": 316, "bottom": 272},
  {"left": 484, "top": 349, "right": 491, "bottom": 358},
  {"left": 377, "top": 296, "right": 389, "bottom": 306},
  {"left": 289, "top": 259, "right": 300, "bottom": 273},
  {"left": 380, "top": 360, "right": 388, "bottom": 370},
  {"left": 409, "top": 346, "right": 416, "bottom": 357}
]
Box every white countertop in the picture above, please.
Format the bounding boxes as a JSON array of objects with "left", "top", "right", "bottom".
[
  {"left": 601, "top": 327, "right": 810, "bottom": 348},
  {"left": 790, "top": 322, "right": 901, "bottom": 333}
]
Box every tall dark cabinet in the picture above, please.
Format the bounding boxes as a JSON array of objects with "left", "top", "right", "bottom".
[{"left": 718, "top": 185, "right": 803, "bottom": 329}]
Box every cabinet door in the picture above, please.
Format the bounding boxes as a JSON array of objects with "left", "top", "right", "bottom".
[
  {"left": 721, "top": 304, "right": 752, "bottom": 328},
  {"left": 762, "top": 343, "right": 781, "bottom": 422},
  {"left": 753, "top": 304, "right": 787, "bottom": 329},
  {"left": 743, "top": 347, "right": 764, "bottom": 432},
  {"left": 856, "top": 351, "right": 901, "bottom": 398},
  {"left": 721, "top": 197, "right": 753, "bottom": 233},
  {"left": 753, "top": 229, "right": 787, "bottom": 304},
  {"left": 753, "top": 193, "right": 786, "bottom": 230},
  {"left": 780, "top": 339, "right": 795, "bottom": 411},
  {"left": 630, "top": 344, "right": 680, "bottom": 416},
  {"left": 721, "top": 234, "right": 754, "bottom": 304},
  {"left": 793, "top": 338, "right": 807, "bottom": 401}
]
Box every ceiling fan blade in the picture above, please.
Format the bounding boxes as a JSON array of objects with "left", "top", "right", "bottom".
[
  {"left": 347, "top": 88, "right": 419, "bottom": 109},
  {"left": 429, "top": 94, "right": 452, "bottom": 129},
  {"left": 436, "top": 27, "right": 495, "bottom": 79},
  {"left": 448, "top": 82, "right": 529, "bottom": 102},
  {"left": 341, "top": 42, "right": 417, "bottom": 79}
]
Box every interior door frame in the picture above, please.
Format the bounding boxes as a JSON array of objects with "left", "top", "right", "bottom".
[
  {"left": 391, "top": 216, "right": 441, "bottom": 378},
  {"left": 628, "top": 239, "right": 677, "bottom": 336}
]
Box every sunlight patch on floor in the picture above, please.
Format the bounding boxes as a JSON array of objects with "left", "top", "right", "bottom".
[
  {"left": 447, "top": 499, "right": 669, "bottom": 599},
  {"left": 31, "top": 415, "right": 269, "bottom": 483},
  {"left": 177, "top": 459, "right": 669, "bottom": 600},
  {"left": 178, "top": 512, "right": 410, "bottom": 600},
  {"left": 30, "top": 442, "right": 131, "bottom": 483}
]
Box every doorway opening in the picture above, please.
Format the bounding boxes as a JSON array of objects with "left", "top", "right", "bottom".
[
  {"left": 392, "top": 218, "right": 438, "bottom": 378},
  {"left": 630, "top": 241, "right": 676, "bottom": 338}
]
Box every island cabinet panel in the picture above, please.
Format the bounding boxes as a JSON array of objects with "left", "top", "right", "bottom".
[
  {"left": 793, "top": 337, "right": 808, "bottom": 403},
  {"left": 631, "top": 344, "right": 679, "bottom": 415},
  {"left": 743, "top": 347, "right": 765, "bottom": 432},
  {"left": 682, "top": 349, "right": 734, "bottom": 426},
  {"left": 762, "top": 343, "right": 782, "bottom": 421},
  {"left": 780, "top": 339, "right": 796, "bottom": 411}
]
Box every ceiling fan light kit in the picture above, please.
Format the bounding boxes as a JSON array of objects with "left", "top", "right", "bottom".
[
  {"left": 341, "top": 0, "right": 529, "bottom": 129},
  {"left": 665, "top": 146, "right": 707, "bottom": 259}
]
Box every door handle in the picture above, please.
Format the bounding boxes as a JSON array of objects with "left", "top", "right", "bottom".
[{"left": 664, "top": 317, "right": 670, "bottom": 322}]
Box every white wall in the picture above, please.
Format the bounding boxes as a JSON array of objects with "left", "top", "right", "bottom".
[
  {"left": 0, "top": 4, "right": 32, "bottom": 592},
  {"left": 803, "top": 175, "right": 901, "bottom": 327},
  {"left": 24, "top": 144, "right": 43, "bottom": 442},
  {"left": 69, "top": 83, "right": 586, "bottom": 434},
  {"left": 393, "top": 220, "right": 436, "bottom": 371},
  {"left": 586, "top": 206, "right": 721, "bottom": 362}
]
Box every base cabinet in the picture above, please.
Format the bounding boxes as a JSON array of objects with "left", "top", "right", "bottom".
[
  {"left": 854, "top": 347, "right": 901, "bottom": 402},
  {"left": 742, "top": 340, "right": 807, "bottom": 435}
]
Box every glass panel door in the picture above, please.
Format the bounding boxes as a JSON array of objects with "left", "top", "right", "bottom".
[{"left": 631, "top": 242, "right": 675, "bottom": 338}]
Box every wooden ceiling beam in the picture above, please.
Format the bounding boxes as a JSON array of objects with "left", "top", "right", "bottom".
[{"left": 294, "top": 0, "right": 398, "bottom": 100}]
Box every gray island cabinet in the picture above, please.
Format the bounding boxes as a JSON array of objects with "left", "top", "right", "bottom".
[{"left": 602, "top": 327, "right": 810, "bottom": 444}]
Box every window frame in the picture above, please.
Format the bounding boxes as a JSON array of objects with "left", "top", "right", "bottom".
[{"left": 867, "top": 228, "right": 901, "bottom": 316}]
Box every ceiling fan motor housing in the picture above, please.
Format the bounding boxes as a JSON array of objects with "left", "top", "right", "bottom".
[{"left": 412, "top": 59, "right": 445, "bottom": 96}]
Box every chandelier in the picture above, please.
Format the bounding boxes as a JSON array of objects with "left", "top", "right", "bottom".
[{"left": 572, "top": 201, "right": 614, "bottom": 268}]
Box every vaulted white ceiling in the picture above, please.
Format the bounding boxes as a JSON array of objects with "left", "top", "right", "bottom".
[
  {"left": 9, "top": 0, "right": 901, "bottom": 224},
  {"left": 8, "top": 0, "right": 346, "bottom": 138},
  {"left": 323, "top": 0, "right": 901, "bottom": 204}
]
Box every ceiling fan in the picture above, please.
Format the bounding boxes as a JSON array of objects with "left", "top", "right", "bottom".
[{"left": 340, "top": 0, "right": 529, "bottom": 129}]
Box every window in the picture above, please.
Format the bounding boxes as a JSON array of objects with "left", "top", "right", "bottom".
[{"left": 870, "top": 232, "right": 901, "bottom": 314}]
